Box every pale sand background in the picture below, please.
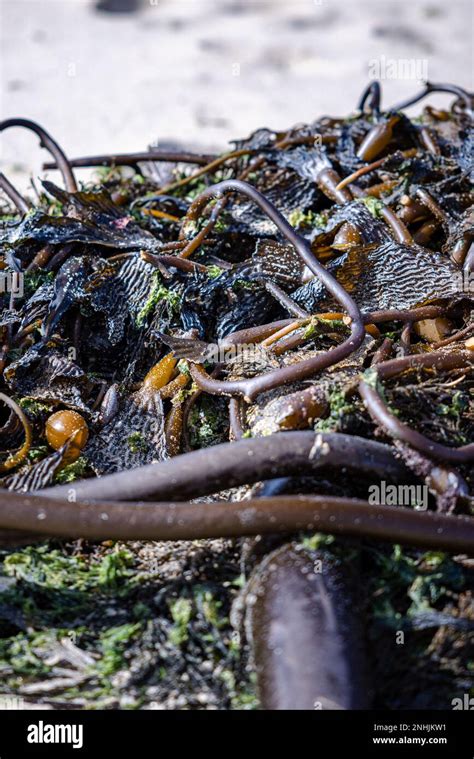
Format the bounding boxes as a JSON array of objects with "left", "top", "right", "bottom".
[{"left": 0, "top": 0, "right": 472, "bottom": 191}]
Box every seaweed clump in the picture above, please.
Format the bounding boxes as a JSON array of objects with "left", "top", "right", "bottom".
[{"left": 0, "top": 81, "right": 473, "bottom": 709}]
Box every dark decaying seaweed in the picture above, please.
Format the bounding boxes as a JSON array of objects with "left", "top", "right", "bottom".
[
  {"left": 84, "top": 386, "right": 167, "bottom": 474},
  {"left": 0, "top": 81, "right": 473, "bottom": 710},
  {"left": 4, "top": 182, "right": 159, "bottom": 252},
  {"left": 0, "top": 80, "right": 472, "bottom": 539},
  {"left": 292, "top": 238, "right": 463, "bottom": 313}
]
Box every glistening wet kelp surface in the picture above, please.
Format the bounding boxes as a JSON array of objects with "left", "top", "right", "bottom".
[{"left": 0, "top": 81, "right": 473, "bottom": 709}]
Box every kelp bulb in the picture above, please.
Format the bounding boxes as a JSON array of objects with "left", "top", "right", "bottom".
[{"left": 46, "top": 409, "right": 89, "bottom": 460}]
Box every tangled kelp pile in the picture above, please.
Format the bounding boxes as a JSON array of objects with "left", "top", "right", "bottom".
[{"left": 0, "top": 81, "right": 473, "bottom": 709}]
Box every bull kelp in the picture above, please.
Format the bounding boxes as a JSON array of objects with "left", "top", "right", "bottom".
[{"left": 0, "top": 82, "right": 473, "bottom": 710}]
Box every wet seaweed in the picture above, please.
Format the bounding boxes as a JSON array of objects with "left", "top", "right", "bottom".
[{"left": 0, "top": 81, "right": 473, "bottom": 710}]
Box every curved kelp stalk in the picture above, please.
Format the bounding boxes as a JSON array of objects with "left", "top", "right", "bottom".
[
  {"left": 0, "top": 172, "right": 31, "bottom": 215},
  {"left": 0, "top": 118, "right": 77, "bottom": 192},
  {"left": 0, "top": 492, "right": 473, "bottom": 554},
  {"left": 43, "top": 149, "right": 216, "bottom": 170},
  {"left": 388, "top": 81, "right": 474, "bottom": 115},
  {"left": 44, "top": 432, "right": 411, "bottom": 502},
  {"left": 359, "top": 351, "right": 474, "bottom": 463},
  {"left": 0, "top": 393, "right": 32, "bottom": 473}
]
